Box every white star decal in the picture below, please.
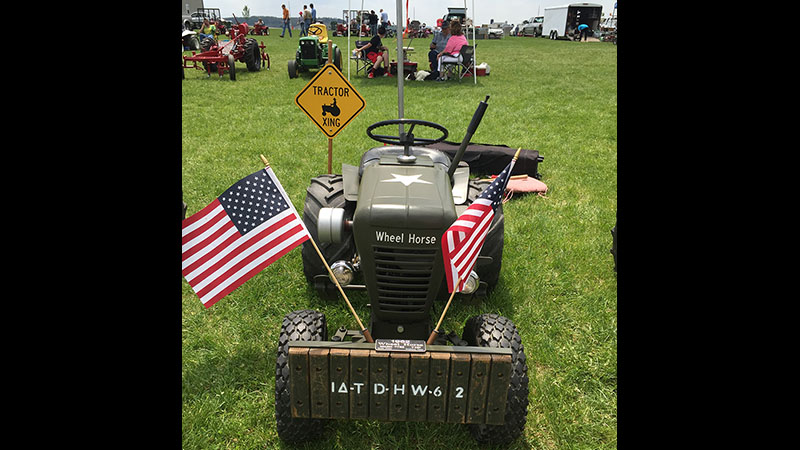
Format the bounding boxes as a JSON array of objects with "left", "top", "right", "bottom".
[{"left": 381, "top": 173, "right": 432, "bottom": 187}]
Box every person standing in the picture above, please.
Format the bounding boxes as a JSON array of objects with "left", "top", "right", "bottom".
[
  {"left": 303, "top": 6, "right": 312, "bottom": 33},
  {"left": 369, "top": 10, "right": 378, "bottom": 36},
  {"left": 280, "top": 4, "right": 292, "bottom": 37},
  {"left": 380, "top": 9, "right": 388, "bottom": 29},
  {"left": 578, "top": 23, "right": 590, "bottom": 41},
  {"left": 310, "top": 3, "right": 317, "bottom": 23},
  {"left": 298, "top": 9, "right": 306, "bottom": 36}
]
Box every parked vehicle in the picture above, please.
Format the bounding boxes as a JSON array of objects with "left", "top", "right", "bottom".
[
  {"left": 519, "top": 16, "right": 543, "bottom": 37},
  {"left": 288, "top": 23, "right": 342, "bottom": 79},
  {"left": 542, "top": 3, "right": 602, "bottom": 40},
  {"left": 184, "top": 8, "right": 232, "bottom": 31},
  {"left": 443, "top": 6, "right": 467, "bottom": 25},
  {"left": 599, "top": 16, "right": 616, "bottom": 32}
]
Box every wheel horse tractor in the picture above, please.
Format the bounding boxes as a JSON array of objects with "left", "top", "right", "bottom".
[
  {"left": 275, "top": 5, "right": 529, "bottom": 443},
  {"left": 182, "top": 15, "right": 270, "bottom": 80},
  {"left": 288, "top": 23, "right": 343, "bottom": 78}
]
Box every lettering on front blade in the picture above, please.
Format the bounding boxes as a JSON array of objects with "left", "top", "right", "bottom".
[
  {"left": 375, "top": 231, "right": 437, "bottom": 245},
  {"left": 331, "top": 382, "right": 454, "bottom": 397}
]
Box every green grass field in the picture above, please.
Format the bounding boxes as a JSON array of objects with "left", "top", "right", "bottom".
[{"left": 182, "top": 32, "right": 616, "bottom": 449}]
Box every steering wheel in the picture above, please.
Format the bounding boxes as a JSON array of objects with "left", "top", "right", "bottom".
[
  {"left": 308, "top": 25, "right": 323, "bottom": 35},
  {"left": 366, "top": 119, "right": 448, "bottom": 147}
]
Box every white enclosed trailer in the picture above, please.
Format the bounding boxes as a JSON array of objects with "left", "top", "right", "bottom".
[{"left": 543, "top": 3, "right": 603, "bottom": 40}]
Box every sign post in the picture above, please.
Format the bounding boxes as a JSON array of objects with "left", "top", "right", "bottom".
[{"left": 295, "top": 45, "right": 366, "bottom": 174}]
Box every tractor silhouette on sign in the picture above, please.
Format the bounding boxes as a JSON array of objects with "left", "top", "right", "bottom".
[{"left": 321, "top": 98, "right": 340, "bottom": 116}]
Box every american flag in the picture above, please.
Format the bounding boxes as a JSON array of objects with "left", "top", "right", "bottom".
[
  {"left": 442, "top": 152, "right": 518, "bottom": 293},
  {"left": 181, "top": 167, "right": 310, "bottom": 308}
]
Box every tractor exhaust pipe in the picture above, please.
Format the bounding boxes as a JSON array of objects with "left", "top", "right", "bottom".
[{"left": 447, "top": 95, "right": 490, "bottom": 180}]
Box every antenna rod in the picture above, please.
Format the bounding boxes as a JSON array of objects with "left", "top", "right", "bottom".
[{"left": 396, "top": 0, "right": 404, "bottom": 137}]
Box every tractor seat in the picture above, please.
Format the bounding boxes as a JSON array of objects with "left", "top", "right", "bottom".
[{"left": 308, "top": 24, "right": 329, "bottom": 44}]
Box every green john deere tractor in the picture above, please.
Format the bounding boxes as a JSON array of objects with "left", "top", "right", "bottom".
[{"left": 288, "top": 23, "right": 342, "bottom": 78}]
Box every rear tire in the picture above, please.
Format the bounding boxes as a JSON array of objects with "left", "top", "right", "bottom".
[
  {"left": 288, "top": 59, "right": 298, "bottom": 78},
  {"left": 462, "top": 314, "right": 529, "bottom": 444},
  {"left": 244, "top": 38, "right": 261, "bottom": 71},
  {"left": 275, "top": 309, "right": 328, "bottom": 443},
  {"left": 301, "top": 175, "right": 357, "bottom": 296},
  {"left": 334, "top": 47, "right": 342, "bottom": 71}
]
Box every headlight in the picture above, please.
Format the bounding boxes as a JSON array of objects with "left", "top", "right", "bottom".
[
  {"left": 460, "top": 271, "right": 480, "bottom": 294},
  {"left": 330, "top": 260, "right": 355, "bottom": 286}
]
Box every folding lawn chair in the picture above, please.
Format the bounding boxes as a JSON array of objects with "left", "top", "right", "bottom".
[
  {"left": 441, "top": 45, "right": 475, "bottom": 82},
  {"left": 351, "top": 40, "right": 375, "bottom": 77},
  {"left": 456, "top": 45, "right": 475, "bottom": 80}
]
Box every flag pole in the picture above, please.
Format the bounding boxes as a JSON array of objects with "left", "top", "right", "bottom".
[
  {"left": 426, "top": 148, "right": 521, "bottom": 345},
  {"left": 260, "top": 155, "right": 374, "bottom": 343},
  {"left": 426, "top": 275, "right": 460, "bottom": 344}
]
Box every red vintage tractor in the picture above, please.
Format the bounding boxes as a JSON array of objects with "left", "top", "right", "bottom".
[
  {"left": 182, "top": 16, "right": 270, "bottom": 80},
  {"left": 250, "top": 21, "right": 269, "bottom": 36}
]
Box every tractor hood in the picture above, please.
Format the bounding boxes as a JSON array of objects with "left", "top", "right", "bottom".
[
  {"left": 351, "top": 152, "right": 458, "bottom": 328},
  {"left": 353, "top": 154, "right": 457, "bottom": 230}
]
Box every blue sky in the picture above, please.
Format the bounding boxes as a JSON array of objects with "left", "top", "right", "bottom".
[{"left": 201, "top": 1, "right": 617, "bottom": 27}]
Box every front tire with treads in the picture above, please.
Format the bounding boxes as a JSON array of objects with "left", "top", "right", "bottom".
[
  {"left": 275, "top": 309, "right": 328, "bottom": 442},
  {"left": 462, "top": 314, "right": 529, "bottom": 444}
]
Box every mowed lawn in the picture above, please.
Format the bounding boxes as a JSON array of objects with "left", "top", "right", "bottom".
[{"left": 182, "top": 31, "right": 616, "bottom": 450}]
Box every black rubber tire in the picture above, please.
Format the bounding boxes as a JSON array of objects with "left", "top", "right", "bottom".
[
  {"left": 288, "top": 59, "right": 297, "bottom": 78},
  {"left": 461, "top": 314, "right": 529, "bottom": 444},
  {"left": 200, "top": 37, "right": 216, "bottom": 51},
  {"left": 228, "top": 54, "right": 236, "bottom": 80},
  {"left": 611, "top": 216, "right": 617, "bottom": 272},
  {"left": 301, "top": 174, "right": 357, "bottom": 288},
  {"left": 244, "top": 38, "right": 261, "bottom": 72},
  {"left": 275, "top": 309, "right": 329, "bottom": 443},
  {"left": 465, "top": 179, "right": 504, "bottom": 289},
  {"left": 334, "top": 47, "right": 342, "bottom": 71},
  {"left": 200, "top": 37, "right": 218, "bottom": 74}
]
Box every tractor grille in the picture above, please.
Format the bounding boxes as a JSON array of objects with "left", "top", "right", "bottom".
[
  {"left": 373, "top": 246, "right": 436, "bottom": 313},
  {"left": 300, "top": 41, "right": 317, "bottom": 60}
]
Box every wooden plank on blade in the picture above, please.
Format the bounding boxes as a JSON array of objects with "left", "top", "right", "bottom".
[
  {"left": 329, "top": 348, "right": 350, "bottom": 419},
  {"left": 485, "top": 354, "right": 512, "bottom": 425},
  {"left": 308, "top": 348, "right": 330, "bottom": 418},
  {"left": 407, "top": 352, "right": 429, "bottom": 421},
  {"left": 427, "top": 352, "right": 450, "bottom": 422},
  {"left": 447, "top": 352, "right": 471, "bottom": 423},
  {"left": 288, "top": 347, "right": 310, "bottom": 418},
  {"left": 388, "top": 352, "right": 410, "bottom": 421},
  {"left": 368, "top": 350, "right": 389, "bottom": 421},
  {"left": 349, "top": 349, "right": 370, "bottom": 419},
  {"left": 466, "top": 353, "right": 491, "bottom": 424}
]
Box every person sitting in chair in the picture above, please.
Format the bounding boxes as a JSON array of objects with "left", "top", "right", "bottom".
[
  {"left": 198, "top": 18, "right": 216, "bottom": 41},
  {"left": 427, "top": 23, "right": 451, "bottom": 79},
  {"left": 356, "top": 26, "right": 392, "bottom": 78},
  {"left": 436, "top": 20, "right": 468, "bottom": 80}
]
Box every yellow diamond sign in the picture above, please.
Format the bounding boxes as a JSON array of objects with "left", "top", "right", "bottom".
[{"left": 295, "top": 64, "right": 366, "bottom": 139}]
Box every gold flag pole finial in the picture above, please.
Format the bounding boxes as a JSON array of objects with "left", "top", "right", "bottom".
[
  {"left": 513, "top": 147, "right": 521, "bottom": 161},
  {"left": 259, "top": 154, "right": 270, "bottom": 167}
]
